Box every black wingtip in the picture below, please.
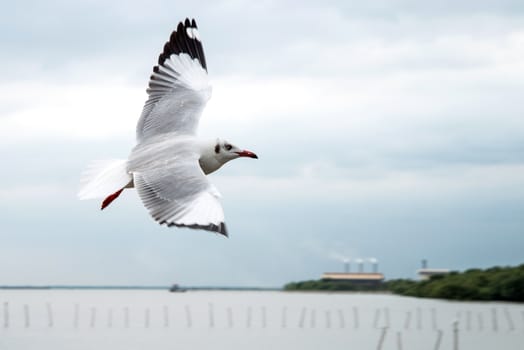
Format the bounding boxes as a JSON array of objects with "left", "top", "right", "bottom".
[
  {"left": 176, "top": 21, "right": 185, "bottom": 34},
  {"left": 169, "top": 222, "right": 228, "bottom": 237},
  {"left": 154, "top": 18, "right": 207, "bottom": 71}
]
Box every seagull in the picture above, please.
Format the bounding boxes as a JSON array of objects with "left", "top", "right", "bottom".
[{"left": 78, "top": 18, "right": 258, "bottom": 236}]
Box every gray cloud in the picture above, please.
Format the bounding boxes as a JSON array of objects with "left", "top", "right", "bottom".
[
  {"left": 1, "top": 0, "right": 523, "bottom": 286},
  {"left": 4, "top": 1, "right": 524, "bottom": 81}
]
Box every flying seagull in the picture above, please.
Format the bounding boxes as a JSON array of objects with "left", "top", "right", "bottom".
[{"left": 78, "top": 18, "right": 258, "bottom": 236}]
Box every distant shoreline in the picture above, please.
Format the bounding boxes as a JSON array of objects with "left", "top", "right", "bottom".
[
  {"left": 0, "top": 286, "right": 392, "bottom": 294},
  {"left": 0, "top": 285, "right": 282, "bottom": 291}
]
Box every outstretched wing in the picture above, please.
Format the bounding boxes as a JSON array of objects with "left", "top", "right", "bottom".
[
  {"left": 136, "top": 18, "right": 211, "bottom": 142},
  {"left": 128, "top": 135, "right": 227, "bottom": 236}
]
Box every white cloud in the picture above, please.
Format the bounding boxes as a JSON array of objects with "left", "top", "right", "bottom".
[
  {"left": 0, "top": 81, "right": 143, "bottom": 144},
  {"left": 213, "top": 163, "right": 524, "bottom": 203}
]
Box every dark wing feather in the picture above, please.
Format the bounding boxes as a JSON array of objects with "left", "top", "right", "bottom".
[{"left": 136, "top": 19, "right": 211, "bottom": 142}]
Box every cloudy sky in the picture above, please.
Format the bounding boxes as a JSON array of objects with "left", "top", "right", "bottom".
[{"left": 1, "top": 0, "right": 523, "bottom": 287}]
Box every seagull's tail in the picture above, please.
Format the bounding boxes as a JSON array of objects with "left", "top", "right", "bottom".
[{"left": 78, "top": 159, "right": 132, "bottom": 209}]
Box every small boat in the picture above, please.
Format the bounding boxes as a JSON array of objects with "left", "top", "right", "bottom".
[{"left": 169, "top": 284, "right": 187, "bottom": 292}]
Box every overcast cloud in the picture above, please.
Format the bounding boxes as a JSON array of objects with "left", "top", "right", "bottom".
[{"left": 1, "top": 0, "right": 523, "bottom": 287}]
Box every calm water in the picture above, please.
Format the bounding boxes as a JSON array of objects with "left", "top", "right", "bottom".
[{"left": 1, "top": 290, "right": 523, "bottom": 349}]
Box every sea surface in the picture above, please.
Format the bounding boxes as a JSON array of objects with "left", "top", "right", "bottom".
[{"left": 1, "top": 289, "right": 523, "bottom": 349}]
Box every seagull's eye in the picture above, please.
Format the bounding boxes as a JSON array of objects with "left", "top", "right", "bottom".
[{"left": 225, "top": 144, "right": 232, "bottom": 151}]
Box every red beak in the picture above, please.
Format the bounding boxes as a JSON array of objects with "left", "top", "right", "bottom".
[{"left": 236, "top": 150, "right": 258, "bottom": 159}]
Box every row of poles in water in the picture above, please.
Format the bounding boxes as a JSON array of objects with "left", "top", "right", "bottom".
[
  {"left": 1, "top": 302, "right": 522, "bottom": 332},
  {"left": 374, "top": 326, "right": 452, "bottom": 350}
]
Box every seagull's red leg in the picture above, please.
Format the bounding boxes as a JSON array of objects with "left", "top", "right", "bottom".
[{"left": 101, "top": 188, "right": 124, "bottom": 210}]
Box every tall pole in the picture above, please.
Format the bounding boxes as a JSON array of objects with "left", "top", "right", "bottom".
[{"left": 453, "top": 321, "right": 459, "bottom": 350}]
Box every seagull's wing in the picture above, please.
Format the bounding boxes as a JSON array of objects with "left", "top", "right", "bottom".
[
  {"left": 128, "top": 135, "right": 227, "bottom": 236},
  {"left": 136, "top": 18, "right": 211, "bottom": 142}
]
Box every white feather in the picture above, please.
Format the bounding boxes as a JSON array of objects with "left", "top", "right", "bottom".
[
  {"left": 136, "top": 52, "right": 211, "bottom": 142},
  {"left": 78, "top": 159, "right": 131, "bottom": 200},
  {"left": 129, "top": 135, "right": 226, "bottom": 234}
]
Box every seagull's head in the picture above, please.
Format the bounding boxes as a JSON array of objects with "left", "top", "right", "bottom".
[{"left": 215, "top": 139, "right": 258, "bottom": 162}]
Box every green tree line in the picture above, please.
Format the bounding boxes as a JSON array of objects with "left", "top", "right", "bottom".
[
  {"left": 388, "top": 264, "right": 524, "bottom": 301},
  {"left": 284, "top": 279, "right": 388, "bottom": 292},
  {"left": 284, "top": 264, "right": 524, "bottom": 302}
]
